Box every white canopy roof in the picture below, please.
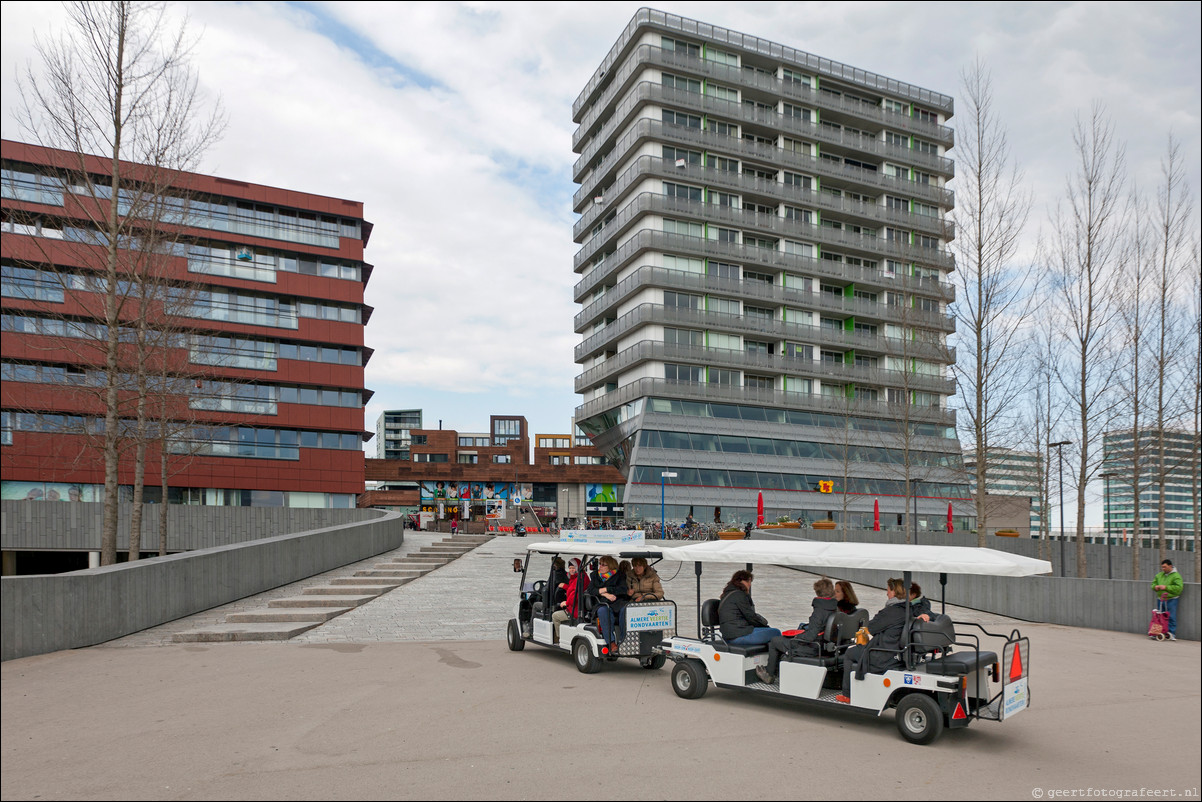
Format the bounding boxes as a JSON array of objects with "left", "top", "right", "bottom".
[
  {"left": 526, "top": 542, "right": 665, "bottom": 559},
  {"left": 658, "top": 539, "right": 1052, "bottom": 577}
]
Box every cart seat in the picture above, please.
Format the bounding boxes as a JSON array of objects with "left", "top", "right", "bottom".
[
  {"left": 700, "top": 598, "right": 770, "bottom": 656},
  {"left": 923, "top": 650, "right": 998, "bottom": 675}
]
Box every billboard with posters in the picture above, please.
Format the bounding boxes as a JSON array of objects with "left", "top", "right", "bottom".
[
  {"left": 421, "top": 481, "right": 516, "bottom": 502},
  {"left": 1, "top": 481, "right": 98, "bottom": 502},
  {"left": 586, "top": 483, "right": 622, "bottom": 503}
]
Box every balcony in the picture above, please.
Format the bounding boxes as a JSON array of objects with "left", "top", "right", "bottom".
[
  {"left": 573, "top": 375, "right": 957, "bottom": 428},
  {"left": 573, "top": 264, "right": 955, "bottom": 333},
  {"left": 573, "top": 302, "right": 955, "bottom": 365},
  {"left": 573, "top": 339, "right": 957, "bottom": 396},
  {"left": 574, "top": 229, "right": 955, "bottom": 304}
]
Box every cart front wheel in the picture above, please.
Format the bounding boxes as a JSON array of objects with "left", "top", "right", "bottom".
[
  {"left": 671, "top": 659, "right": 708, "bottom": 699},
  {"left": 573, "top": 638, "right": 600, "bottom": 674},
  {"left": 506, "top": 619, "right": 525, "bottom": 651}
]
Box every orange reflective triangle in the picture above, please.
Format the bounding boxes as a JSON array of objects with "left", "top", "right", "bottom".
[
  {"left": 953, "top": 702, "right": 967, "bottom": 720},
  {"left": 1009, "top": 645, "right": 1024, "bottom": 681}
]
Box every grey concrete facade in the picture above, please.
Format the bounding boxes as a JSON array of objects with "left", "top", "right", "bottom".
[
  {"left": 0, "top": 500, "right": 385, "bottom": 553},
  {"left": 1, "top": 509, "right": 402, "bottom": 661}
]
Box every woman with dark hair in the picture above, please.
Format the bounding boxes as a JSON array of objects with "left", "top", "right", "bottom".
[
  {"left": 909, "top": 582, "right": 932, "bottom": 618},
  {"left": 835, "top": 580, "right": 859, "bottom": 614},
  {"left": 718, "top": 570, "right": 781, "bottom": 647},
  {"left": 551, "top": 558, "right": 589, "bottom": 639},
  {"left": 757, "top": 577, "right": 836, "bottom": 684}
]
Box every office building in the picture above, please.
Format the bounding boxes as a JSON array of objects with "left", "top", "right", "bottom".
[
  {"left": 963, "top": 448, "right": 1042, "bottom": 536},
  {"left": 570, "top": 10, "right": 969, "bottom": 527},
  {"left": 2, "top": 139, "right": 372, "bottom": 514},
  {"left": 1103, "top": 428, "right": 1200, "bottom": 549}
]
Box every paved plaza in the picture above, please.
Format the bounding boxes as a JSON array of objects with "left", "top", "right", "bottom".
[{"left": 2, "top": 534, "right": 1200, "bottom": 800}]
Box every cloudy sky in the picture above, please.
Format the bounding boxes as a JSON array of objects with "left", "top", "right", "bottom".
[{"left": 3, "top": 1, "right": 1199, "bottom": 461}]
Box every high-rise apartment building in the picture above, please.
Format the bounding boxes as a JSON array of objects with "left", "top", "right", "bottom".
[
  {"left": 376, "top": 409, "right": 423, "bottom": 460},
  {"left": 1103, "top": 428, "right": 1200, "bottom": 548},
  {"left": 2, "top": 139, "right": 371, "bottom": 511},
  {"left": 571, "top": 10, "right": 968, "bottom": 527}
]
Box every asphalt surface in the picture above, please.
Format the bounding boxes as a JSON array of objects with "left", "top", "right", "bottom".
[{"left": 2, "top": 534, "right": 1199, "bottom": 800}]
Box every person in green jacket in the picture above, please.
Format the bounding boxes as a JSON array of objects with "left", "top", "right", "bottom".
[{"left": 1152, "top": 560, "right": 1184, "bottom": 641}]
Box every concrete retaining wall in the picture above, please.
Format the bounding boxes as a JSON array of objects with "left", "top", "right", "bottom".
[
  {"left": 1, "top": 501, "right": 386, "bottom": 552},
  {"left": 760, "top": 530, "right": 1199, "bottom": 641},
  {"left": 1, "top": 509, "right": 403, "bottom": 662}
]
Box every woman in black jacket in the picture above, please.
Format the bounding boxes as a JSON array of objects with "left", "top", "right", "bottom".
[
  {"left": 590, "top": 556, "right": 629, "bottom": 653},
  {"left": 838, "top": 578, "right": 930, "bottom": 702},
  {"left": 718, "top": 570, "right": 781, "bottom": 647}
]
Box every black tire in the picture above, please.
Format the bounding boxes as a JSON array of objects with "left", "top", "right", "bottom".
[
  {"left": 573, "top": 638, "right": 600, "bottom": 674},
  {"left": 506, "top": 619, "right": 525, "bottom": 652},
  {"left": 895, "top": 693, "right": 944, "bottom": 745},
  {"left": 642, "top": 654, "right": 667, "bottom": 670},
  {"left": 671, "top": 659, "right": 708, "bottom": 699}
]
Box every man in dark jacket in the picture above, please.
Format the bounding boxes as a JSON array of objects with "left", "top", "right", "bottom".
[
  {"left": 757, "top": 577, "right": 837, "bottom": 683},
  {"left": 718, "top": 570, "right": 781, "bottom": 646}
]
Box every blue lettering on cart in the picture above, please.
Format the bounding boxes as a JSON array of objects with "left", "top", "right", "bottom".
[{"left": 671, "top": 641, "right": 703, "bottom": 656}]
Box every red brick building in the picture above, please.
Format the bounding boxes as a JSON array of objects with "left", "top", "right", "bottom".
[{"left": 2, "top": 140, "right": 371, "bottom": 510}]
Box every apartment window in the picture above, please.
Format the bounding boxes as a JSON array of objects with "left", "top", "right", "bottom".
[
  {"left": 783, "top": 206, "right": 811, "bottom": 223},
  {"left": 709, "top": 368, "right": 739, "bottom": 386},
  {"left": 886, "top": 228, "right": 908, "bottom": 244},
  {"left": 914, "top": 172, "right": 934, "bottom": 186},
  {"left": 885, "top": 131, "right": 908, "bottom": 147},
  {"left": 663, "top": 109, "right": 702, "bottom": 129},
  {"left": 458, "top": 454, "right": 478, "bottom": 464},
  {"left": 745, "top": 375, "right": 774, "bottom": 390},
  {"left": 783, "top": 240, "right": 813, "bottom": 257},
  {"left": 787, "top": 377, "right": 813, "bottom": 394},
  {"left": 494, "top": 418, "right": 521, "bottom": 436},
  {"left": 918, "top": 234, "right": 940, "bottom": 250},
  {"left": 886, "top": 196, "right": 908, "bottom": 212},
  {"left": 744, "top": 270, "right": 774, "bottom": 285},
  {"left": 663, "top": 254, "right": 705, "bottom": 273},
  {"left": 707, "top": 261, "right": 740, "bottom": 279},
  {"left": 710, "top": 156, "right": 739, "bottom": 172},
  {"left": 883, "top": 99, "right": 907, "bottom": 114},
  {"left": 782, "top": 138, "right": 811, "bottom": 155},
  {"left": 821, "top": 284, "right": 844, "bottom": 298},
  {"left": 745, "top": 236, "right": 778, "bottom": 250},
  {"left": 705, "top": 47, "right": 738, "bottom": 67},
  {"left": 746, "top": 202, "right": 774, "bottom": 216},
  {"left": 664, "top": 182, "right": 703, "bottom": 203},
  {"left": 854, "top": 289, "right": 878, "bottom": 303},
  {"left": 914, "top": 202, "right": 938, "bottom": 218},
  {"left": 707, "top": 83, "right": 739, "bottom": 103},
  {"left": 746, "top": 166, "right": 777, "bottom": 182},
  {"left": 664, "top": 327, "right": 704, "bottom": 347},
  {"left": 663, "top": 145, "right": 702, "bottom": 166},
  {"left": 854, "top": 354, "right": 879, "bottom": 368},
  {"left": 782, "top": 103, "right": 811, "bottom": 123},
  {"left": 412, "top": 435, "right": 427, "bottom": 445},
  {"left": 914, "top": 139, "right": 939, "bottom": 155},
  {"left": 781, "top": 68, "right": 811, "bottom": 87},
  {"left": 709, "top": 191, "right": 740, "bottom": 208},
  {"left": 855, "top": 387, "right": 879, "bottom": 401},
  {"left": 665, "top": 363, "right": 703, "bottom": 383},
  {"left": 821, "top": 350, "right": 843, "bottom": 364},
  {"left": 709, "top": 297, "right": 740, "bottom": 315},
  {"left": 710, "top": 227, "right": 739, "bottom": 244},
  {"left": 745, "top": 340, "right": 770, "bottom": 355},
  {"left": 661, "top": 37, "right": 700, "bottom": 58},
  {"left": 664, "top": 218, "right": 704, "bottom": 237},
  {"left": 784, "top": 342, "right": 813, "bottom": 360},
  {"left": 915, "top": 296, "right": 941, "bottom": 313},
  {"left": 662, "top": 73, "right": 701, "bottom": 94},
  {"left": 493, "top": 455, "right": 512, "bottom": 464},
  {"left": 821, "top": 317, "right": 845, "bottom": 332},
  {"left": 413, "top": 453, "right": 448, "bottom": 463},
  {"left": 915, "top": 108, "right": 938, "bottom": 124},
  {"left": 664, "top": 291, "right": 702, "bottom": 310},
  {"left": 710, "top": 333, "right": 741, "bottom": 350},
  {"left": 885, "top": 164, "right": 909, "bottom": 180},
  {"left": 710, "top": 120, "right": 738, "bottom": 137},
  {"left": 744, "top": 305, "right": 774, "bottom": 321},
  {"left": 783, "top": 172, "right": 812, "bottom": 191}
]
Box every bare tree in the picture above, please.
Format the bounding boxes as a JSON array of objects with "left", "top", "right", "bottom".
[
  {"left": 16, "top": 1, "right": 223, "bottom": 565},
  {"left": 950, "top": 59, "right": 1036, "bottom": 547},
  {"left": 1046, "top": 104, "right": 1126, "bottom": 578},
  {"left": 1189, "top": 246, "right": 1201, "bottom": 581},
  {"left": 1148, "top": 136, "right": 1195, "bottom": 561}
]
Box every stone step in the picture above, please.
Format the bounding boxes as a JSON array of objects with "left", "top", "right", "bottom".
[
  {"left": 172, "top": 622, "right": 321, "bottom": 643},
  {"left": 418, "top": 548, "right": 471, "bottom": 555},
  {"left": 329, "top": 577, "right": 405, "bottom": 587},
  {"left": 355, "top": 569, "right": 422, "bottom": 578},
  {"left": 303, "top": 585, "right": 394, "bottom": 596},
  {"left": 270, "top": 595, "right": 375, "bottom": 608},
  {"left": 227, "top": 607, "right": 349, "bottom": 623}
]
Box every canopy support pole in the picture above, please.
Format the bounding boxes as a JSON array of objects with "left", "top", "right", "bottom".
[
  {"left": 695, "top": 561, "right": 703, "bottom": 640},
  {"left": 939, "top": 572, "right": 947, "bottom": 616}
]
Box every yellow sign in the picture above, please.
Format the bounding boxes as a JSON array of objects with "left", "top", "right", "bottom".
[{"left": 818, "top": 481, "right": 834, "bottom": 494}]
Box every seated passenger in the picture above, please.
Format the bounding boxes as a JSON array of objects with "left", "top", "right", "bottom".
[
  {"left": 718, "top": 570, "right": 781, "bottom": 647},
  {"left": 590, "top": 556, "right": 630, "bottom": 653},
  {"left": 909, "top": 582, "right": 932, "bottom": 619},
  {"left": 835, "top": 580, "right": 859, "bottom": 614},
  {"left": 757, "top": 577, "right": 837, "bottom": 684},
  {"left": 837, "top": 577, "right": 929, "bottom": 703},
  {"left": 551, "top": 558, "right": 589, "bottom": 638},
  {"left": 546, "top": 557, "right": 567, "bottom": 613},
  {"left": 627, "top": 557, "right": 664, "bottom": 602}
]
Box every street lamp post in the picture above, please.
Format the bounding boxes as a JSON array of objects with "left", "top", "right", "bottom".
[
  {"left": 1099, "top": 470, "right": 1117, "bottom": 580},
  {"left": 1050, "top": 440, "right": 1072, "bottom": 577},
  {"left": 661, "top": 471, "right": 677, "bottom": 538},
  {"left": 560, "top": 487, "right": 570, "bottom": 530}
]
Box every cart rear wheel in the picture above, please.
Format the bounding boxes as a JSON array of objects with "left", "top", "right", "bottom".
[
  {"left": 642, "top": 654, "right": 666, "bottom": 670},
  {"left": 573, "top": 638, "right": 600, "bottom": 674},
  {"left": 671, "top": 659, "right": 708, "bottom": 699},
  {"left": 895, "top": 693, "right": 944, "bottom": 745},
  {"left": 506, "top": 619, "right": 525, "bottom": 651}
]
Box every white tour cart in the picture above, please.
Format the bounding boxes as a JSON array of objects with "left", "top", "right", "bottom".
[
  {"left": 656, "top": 539, "right": 1051, "bottom": 745},
  {"left": 506, "top": 531, "right": 676, "bottom": 674}
]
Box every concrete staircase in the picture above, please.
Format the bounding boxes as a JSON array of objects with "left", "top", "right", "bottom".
[{"left": 173, "top": 534, "right": 492, "bottom": 642}]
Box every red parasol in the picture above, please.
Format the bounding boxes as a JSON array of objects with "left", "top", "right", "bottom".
[
  {"left": 873, "top": 498, "right": 880, "bottom": 531},
  {"left": 756, "top": 491, "right": 764, "bottom": 527},
  {"left": 947, "top": 502, "right": 954, "bottom": 533}
]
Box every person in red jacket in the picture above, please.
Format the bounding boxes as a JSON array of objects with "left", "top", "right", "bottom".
[{"left": 551, "top": 558, "right": 590, "bottom": 640}]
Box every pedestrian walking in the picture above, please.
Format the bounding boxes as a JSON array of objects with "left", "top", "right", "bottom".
[{"left": 1151, "top": 559, "right": 1184, "bottom": 641}]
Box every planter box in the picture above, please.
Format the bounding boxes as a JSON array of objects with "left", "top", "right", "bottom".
[
  {"left": 761, "top": 522, "right": 800, "bottom": 529},
  {"left": 994, "top": 529, "right": 1021, "bottom": 538},
  {"left": 811, "top": 520, "right": 837, "bottom": 530},
  {"left": 717, "top": 531, "right": 745, "bottom": 540}
]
